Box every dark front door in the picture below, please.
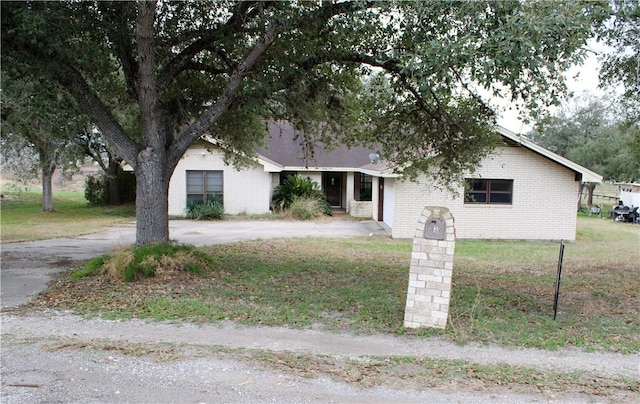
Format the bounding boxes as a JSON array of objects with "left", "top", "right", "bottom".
[
  {"left": 378, "top": 177, "right": 384, "bottom": 221},
  {"left": 324, "top": 173, "right": 343, "bottom": 207}
]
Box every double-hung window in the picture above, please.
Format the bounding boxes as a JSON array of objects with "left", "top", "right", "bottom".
[
  {"left": 354, "top": 172, "right": 373, "bottom": 201},
  {"left": 464, "top": 179, "right": 513, "bottom": 204},
  {"left": 186, "top": 170, "right": 223, "bottom": 204}
]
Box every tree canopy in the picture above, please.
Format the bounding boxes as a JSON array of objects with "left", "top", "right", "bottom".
[
  {"left": 530, "top": 95, "right": 640, "bottom": 183},
  {"left": 599, "top": 0, "right": 640, "bottom": 118},
  {"left": 1, "top": 1, "right": 610, "bottom": 245}
]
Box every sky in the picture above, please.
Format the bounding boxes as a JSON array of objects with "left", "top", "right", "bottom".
[{"left": 496, "top": 41, "right": 610, "bottom": 134}]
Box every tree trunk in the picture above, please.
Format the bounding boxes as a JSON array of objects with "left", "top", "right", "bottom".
[
  {"left": 586, "top": 182, "right": 596, "bottom": 208},
  {"left": 133, "top": 1, "right": 171, "bottom": 247},
  {"left": 577, "top": 183, "right": 585, "bottom": 212},
  {"left": 107, "top": 159, "right": 122, "bottom": 205},
  {"left": 39, "top": 148, "right": 56, "bottom": 212},
  {"left": 41, "top": 165, "right": 55, "bottom": 212},
  {"left": 134, "top": 147, "right": 171, "bottom": 246}
]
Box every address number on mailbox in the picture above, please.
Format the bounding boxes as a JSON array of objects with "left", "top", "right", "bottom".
[{"left": 424, "top": 218, "right": 445, "bottom": 240}]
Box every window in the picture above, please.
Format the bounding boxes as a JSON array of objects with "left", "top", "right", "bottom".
[
  {"left": 464, "top": 179, "right": 512, "bottom": 204},
  {"left": 354, "top": 172, "right": 372, "bottom": 201},
  {"left": 279, "top": 171, "right": 297, "bottom": 185},
  {"left": 186, "top": 170, "right": 223, "bottom": 204}
]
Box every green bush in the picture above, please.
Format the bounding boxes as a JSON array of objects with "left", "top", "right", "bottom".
[
  {"left": 84, "top": 170, "right": 136, "bottom": 206},
  {"left": 84, "top": 174, "right": 109, "bottom": 206},
  {"left": 271, "top": 175, "right": 332, "bottom": 216},
  {"left": 186, "top": 196, "right": 224, "bottom": 220}
]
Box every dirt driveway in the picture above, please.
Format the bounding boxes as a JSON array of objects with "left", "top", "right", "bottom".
[{"left": 1, "top": 220, "right": 638, "bottom": 403}]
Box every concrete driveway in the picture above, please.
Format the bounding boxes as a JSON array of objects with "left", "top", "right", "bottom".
[{"left": 0, "top": 219, "right": 388, "bottom": 310}]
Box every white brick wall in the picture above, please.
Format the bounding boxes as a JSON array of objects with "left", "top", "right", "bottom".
[
  {"left": 168, "top": 144, "right": 272, "bottom": 216},
  {"left": 391, "top": 146, "right": 580, "bottom": 241},
  {"left": 383, "top": 178, "right": 395, "bottom": 228}
]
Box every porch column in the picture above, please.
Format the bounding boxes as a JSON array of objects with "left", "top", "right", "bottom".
[
  {"left": 345, "top": 172, "right": 355, "bottom": 214},
  {"left": 371, "top": 176, "right": 380, "bottom": 221}
]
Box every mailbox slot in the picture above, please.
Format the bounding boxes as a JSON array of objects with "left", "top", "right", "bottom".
[{"left": 424, "top": 218, "right": 445, "bottom": 240}]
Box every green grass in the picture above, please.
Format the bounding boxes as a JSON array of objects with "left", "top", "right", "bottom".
[
  {"left": 0, "top": 190, "right": 135, "bottom": 242},
  {"left": 33, "top": 216, "right": 640, "bottom": 353},
  {"left": 71, "top": 255, "right": 109, "bottom": 280}
]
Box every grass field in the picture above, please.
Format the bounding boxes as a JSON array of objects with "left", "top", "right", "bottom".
[
  {"left": 14, "top": 190, "right": 637, "bottom": 353},
  {"left": 0, "top": 190, "right": 135, "bottom": 242}
]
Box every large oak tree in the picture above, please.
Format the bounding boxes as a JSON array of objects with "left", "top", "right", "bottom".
[{"left": 1, "top": 1, "right": 609, "bottom": 245}]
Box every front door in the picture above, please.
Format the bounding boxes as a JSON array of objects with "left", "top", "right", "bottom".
[
  {"left": 324, "top": 173, "right": 343, "bottom": 207},
  {"left": 378, "top": 177, "right": 384, "bottom": 221}
]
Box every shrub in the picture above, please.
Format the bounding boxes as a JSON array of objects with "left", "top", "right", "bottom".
[
  {"left": 186, "top": 195, "right": 224, "bottom": 220},
  {"left": 287, "top": 197, "right": 326, "bottom": 220},
  {"left": 271, "top": 175, "right": 332, "bottom": 216},
  {"left": 84, "top": 170, "right": 136, "bottom": 206},
  {"left": 71, "top": 244, "right": 214, "bottom": 282},
  {"left": 118, "top": 171, "right": 136, "bottom": 202},
  {"left": 85, "top": 174, "right": 109, "bottom": 206}
]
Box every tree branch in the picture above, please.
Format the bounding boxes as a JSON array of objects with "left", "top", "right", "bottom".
[
  {"left": 182, "top": 62, "right": 228, "bottom": 76},
  {"left": 156, "top": 1, "right": 264, "bottom": 92},
  {"left": 170, "top": 22, "right": 280, "bottom": 165},
  {"left": 58, "top": 64, "right": 139, "bottom": 169},
  {"left": 98, "top": 2, "right": 139, "bottom": 99},
  {"left": 157, "top": 1, "right": 377, "bottom": 93}
]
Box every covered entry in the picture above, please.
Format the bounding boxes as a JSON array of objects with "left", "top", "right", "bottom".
[{"left": 323, "top": 172, "right": 345, "bottom": 208}]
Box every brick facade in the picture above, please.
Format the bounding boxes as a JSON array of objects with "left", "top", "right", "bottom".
[
  {"left": 390, "top": 146, "right": 580, "bottom": 241},
  {"left": 168, "top": 144, "right": 272, "bottom": 216},
  {"left": 169, "top": 141, "right": 584, "bottom": 242}
]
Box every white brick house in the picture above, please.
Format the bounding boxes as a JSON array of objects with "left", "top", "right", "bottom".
[{"left": 168, "top": 122, "right": 602, "bottom": 241}]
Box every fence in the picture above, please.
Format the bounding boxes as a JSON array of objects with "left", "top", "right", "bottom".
[{"left": 590, "top": 194, "right": 618, "bottom": 204}]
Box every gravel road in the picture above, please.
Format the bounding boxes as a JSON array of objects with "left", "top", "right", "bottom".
[{"left": 2, "top": 312, "right": 639, "bottom": 403}]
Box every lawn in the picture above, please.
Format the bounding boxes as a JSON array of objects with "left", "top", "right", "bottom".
[
  {"left": 26, "top": 198, "right": 640, "bottom": 353},
  {"left": 0, "top": 190, "right": 135, "bottom": 242}
]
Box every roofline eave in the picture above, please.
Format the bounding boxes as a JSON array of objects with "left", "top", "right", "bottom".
[{"left": 496, "top": 126, "right": 603, "bottom": 183}]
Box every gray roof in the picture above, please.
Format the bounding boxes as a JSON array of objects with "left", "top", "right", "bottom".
[
  {"left": 258, "top": 121, "right": 379, "bottom": 169},
  {"left": 211, "top": 120, "right": 601, "bottom": 181}
]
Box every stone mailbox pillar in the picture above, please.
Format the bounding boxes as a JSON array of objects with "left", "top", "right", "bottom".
[{"left": 404, "top": 206, "right": 455, "bottom": 329}]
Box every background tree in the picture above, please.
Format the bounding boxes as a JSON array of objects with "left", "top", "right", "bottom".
[
  {"left": 530, "top": 95, "right": 640, "bottom": 208},
  {"left": 80, "top": 126, "right": 133, "bottom": 206},
  {"left": 1, "top": 74, "right": 86, "bottom": 212},
  {"left": 1, "top": 1, "right": 609, "bottom": 245},
  {"left": 0, "top": 133, "right": 39, "bottom": 190},
  {"left": 598, "top": 0, "right": 640, "bottom": 169},
  {"left": 599, "top": 0, "right": 640, "bottom": 117}
]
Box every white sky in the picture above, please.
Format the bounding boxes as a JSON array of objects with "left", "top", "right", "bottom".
[{"left": 497, "top": 40, "right": 612, "bottom": 134}]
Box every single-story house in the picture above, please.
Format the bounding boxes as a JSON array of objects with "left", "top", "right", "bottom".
[{"left": 168, "top": 121, "right": 602, "bottom": 241}]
